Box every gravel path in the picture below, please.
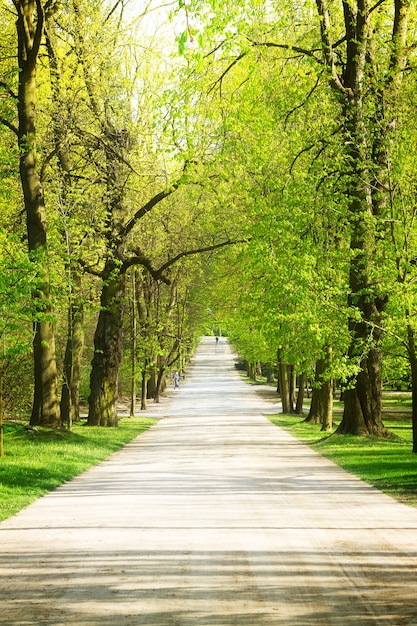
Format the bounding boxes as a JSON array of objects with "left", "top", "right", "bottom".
[{"left": 1, "top": 336, "right": 417, "bottom": 625}]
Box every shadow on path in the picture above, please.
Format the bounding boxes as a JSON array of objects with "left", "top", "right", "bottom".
[{"left": 1, "top": 337, "right": 417, "bottom": 625}]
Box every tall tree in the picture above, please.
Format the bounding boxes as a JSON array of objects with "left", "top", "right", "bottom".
[
  {"left": 313, "top": 0, "right": 411, "bottom": 436},
  {"left": 183, "top": 0, "right": 414, "bottom": 437},
  {"left": 5, "top": 1, "right": 62, "bottom": 427}
]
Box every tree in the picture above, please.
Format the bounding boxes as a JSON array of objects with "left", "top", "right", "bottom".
[
  {"left": 305, "top": 347, "right": 333, "bottom": 432},
  {"left": 44, "top": 13, "right": 87, "bottom": 429},
  {"left": 313, "top": 0, "right": 411, "bottom": 436},
  {"left": 3, "top": 1, "right": 62, "bottom": 428},
  {"left": 0, "top": 226, "right": 45, "bottom": 451},
  {"left": 182, "top": 0, "right": 415, "bottom": 438},
  {"left": 70, "top": 1, "right": 247, "bottom": 426}
]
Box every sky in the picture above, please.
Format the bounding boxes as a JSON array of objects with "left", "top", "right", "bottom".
[{"left": 124, "top": 0, "right": 183, "bottom": 40}]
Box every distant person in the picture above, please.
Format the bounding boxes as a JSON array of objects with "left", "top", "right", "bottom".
[
  {"left": 173, "top": 371, "right": 180, "bottom": 389},
  {"left": 215, "top": 336, "right": 219, "bottom": 344}
]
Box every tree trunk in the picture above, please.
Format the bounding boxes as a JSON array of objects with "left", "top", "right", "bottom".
[
  {"left": 46, "top": 23, "right": 84, "bottom": 429},
  {"left": 60, "top": 288, "right": 84, "bottom": 428},
  {"left": 306, "top": 382, "right": 321, "bottom": 425},
  {"left": 289, "top": 365, "right": 296, "bottom": 412},
  {"left": 406, "top": 323, "right": 417, "bottom": 453},
  {"left": 295, "top": 372, "right": 306, "bottom": 415},
  {"left": 15, "top": 1, "right": 61, "bottom": 428},
  {"left": 88, "top": 260, "right": 126, "bottom": 426},
  {"left": 154, "top": 367, "right": 166, "bottom": 404},
  {"left": 265, "top": 363, "right": 275, "bottom": 384},
  {"left": 141, "top": 366, "right": 147, "bottom": 411},
  {"left": 247, "top": 362, "right": 257, "bottom": 381},
  {"left": 306, "top": 350, "right": 333, "bottom": 431},
  {"left": 336, "top": 292, "right": 389, "bottom": 436},
  {"left": 147, "top": 368, "right": 157, "bottom": 399},
  {"left": 314, "top": 0, "right": 410, "bottom": 438},
  {"left": 277, "top": 350, "right": 291, "bottom": 414},
  {"left": 130, "top": 270, "right": 137, "bottom": 417}
]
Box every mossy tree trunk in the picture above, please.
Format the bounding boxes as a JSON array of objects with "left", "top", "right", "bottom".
[
  {"left": 295, "top": 372, "right": 306, "bottom": 416},
  {"left": 277, "top": 350, "right": 291, "bottom": 414},
  {"left": 306, "top": 352, "right": 332, "bottom": 430},
  {"left": 60, "top": 284, "right": 84, "bottom": 428},
  {"left": 88, "top": 257, "right": 126, "bottom": 426},
  {"left": 14, "top": 0, "right": 61, "bottom": 428},
  {"left": 406, "top": 323, "right": 417, "bottom": 453},
  {"left": 316, "top": 0, "right": 410, "bottom": 438}
]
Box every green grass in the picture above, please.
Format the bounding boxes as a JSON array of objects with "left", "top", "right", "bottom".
[
  {"left": 241, "top": 373, "right": 417, "bottom": 505},
  {"left": 0, "top": 417, "right": 157, "bottom": 522},
  {"left": 267, "top": 413, "right": 417, "bottom": 507}
]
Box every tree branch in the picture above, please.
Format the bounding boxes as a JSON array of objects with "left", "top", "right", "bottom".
[
  {"left": 251, "top": 40, "right": 322, "bottom": 63},
  {"left": 32, "top": 0, "right": 45, "bottom": 64},
  {"left": 283, "top": 70, "right": 323, "bottom": 128},
  {"left": 208, "top": 52, "right": 247, "bottom": 95},
  {"left": 0, "top": 81, "right": 17, "bottom": 100},
  {"left": 124, "top": 238, "right": 248, "bottom": 285},
  {"left": 0, "top": 116, "right": 18, "bottom": 136},
  {"left": 78, "top": 258, "right": 104, "bottom": 277},
  {"left": 120, "top": 161, "right": 195, "bottom": 239},
  {"left": 123, "top": 247, "right": 171, "bottom": 285},
  {"left": 156, "top": 238, "right": 248, "bottom": 276},
  {"left": 316, "top": 0, "right": 346, "bottom": 93}
]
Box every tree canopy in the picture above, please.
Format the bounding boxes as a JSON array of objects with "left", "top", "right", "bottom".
[{"left": 1, "top": 0, "right": 417, "bottom": 452}]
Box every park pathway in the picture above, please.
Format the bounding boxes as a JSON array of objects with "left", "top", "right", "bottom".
[{"left": 1, "top": 337, "right": 417, "bottom": 625}]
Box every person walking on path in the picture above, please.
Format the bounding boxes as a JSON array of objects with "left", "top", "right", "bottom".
[
  {"left": 1, "top": 336, "right": 417, "bottom": 625},
  {"left": 173, "top": 370, "right": 180, "bottom": 389}
]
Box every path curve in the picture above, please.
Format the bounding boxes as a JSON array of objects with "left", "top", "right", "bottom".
[{"left": 1, "top": 337, "right": 417, "bottom": 625}]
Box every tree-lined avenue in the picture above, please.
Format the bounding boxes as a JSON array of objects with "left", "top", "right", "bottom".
[{"left": 1, "top": 337, "right": 417, "bottom": 624}]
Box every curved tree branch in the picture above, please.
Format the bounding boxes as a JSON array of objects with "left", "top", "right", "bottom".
[
  {"left": 0, "top": 116, "right": 18, "bottom": 135},
  {"left": 124, "top": 238, "right": 249, "bottom": 284},
  {"left": 156, "top": 237, "right": 248, "bottom": 276}
]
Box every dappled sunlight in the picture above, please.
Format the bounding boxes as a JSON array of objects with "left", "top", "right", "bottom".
[
  {"left": 0, "top": 545, "right": 416, "bottom": 624},
  {"left": 1, "top": 337, "right": 417, "bottom": 624}
]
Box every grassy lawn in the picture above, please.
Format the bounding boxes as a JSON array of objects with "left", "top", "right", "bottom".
[
  {"left": 241, "top": 374, "right": 417, "bottom": 506},
  {"left": 266, "top": 401, "right": 417, "bottom": 508},
  {"left": 0, "top": 417, "right": 157, "bottom": 522}
]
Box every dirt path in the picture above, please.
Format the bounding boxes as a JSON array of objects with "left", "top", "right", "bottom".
[{"left": 1, "top": 336, "right": 417, "bottom": 625}]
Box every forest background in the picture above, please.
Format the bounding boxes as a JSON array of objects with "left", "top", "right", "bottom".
[{"left": 1, "top": 1, "right": 417, "bottom": 454}]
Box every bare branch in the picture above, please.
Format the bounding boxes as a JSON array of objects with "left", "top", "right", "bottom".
[
  {"left": 251, "top": 40, "right": 322, "bottom": 63},
  {"left": 39, "top": 144, "right": 63, "bottom": 181},
  {"left": 370, "top": 0, "right": 388, "bottom": 14},
  {"left": 207, "top": 38, "right": 323, "bottom": 95},
  {"left": 78, "top": 259, "right": 103, "bottom": 277}
]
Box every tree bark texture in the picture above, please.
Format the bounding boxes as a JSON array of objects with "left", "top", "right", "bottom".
[
  {"left": 306, "top": 352, "right": 333, "bottom": 431},
  {"left": 88, "top": 261, "right": 126, "bottom": 426},
  {"left": 60, "top": 290, "right": 84, "bottom": 428},
  {"left": 277, "top": 350, "right": 291, "bottom": 414},
  {"left": 295, "top": 372, "right": 306, "bottom": 415},
  {"left": 315, "top": 0, "right": 410, "bottom": 437},
  {"left": 406, "top": 323, "right": 417, "bottom": 453},
  {"left": 14, "top": 0, "right": 61, "bottom": 428}
]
